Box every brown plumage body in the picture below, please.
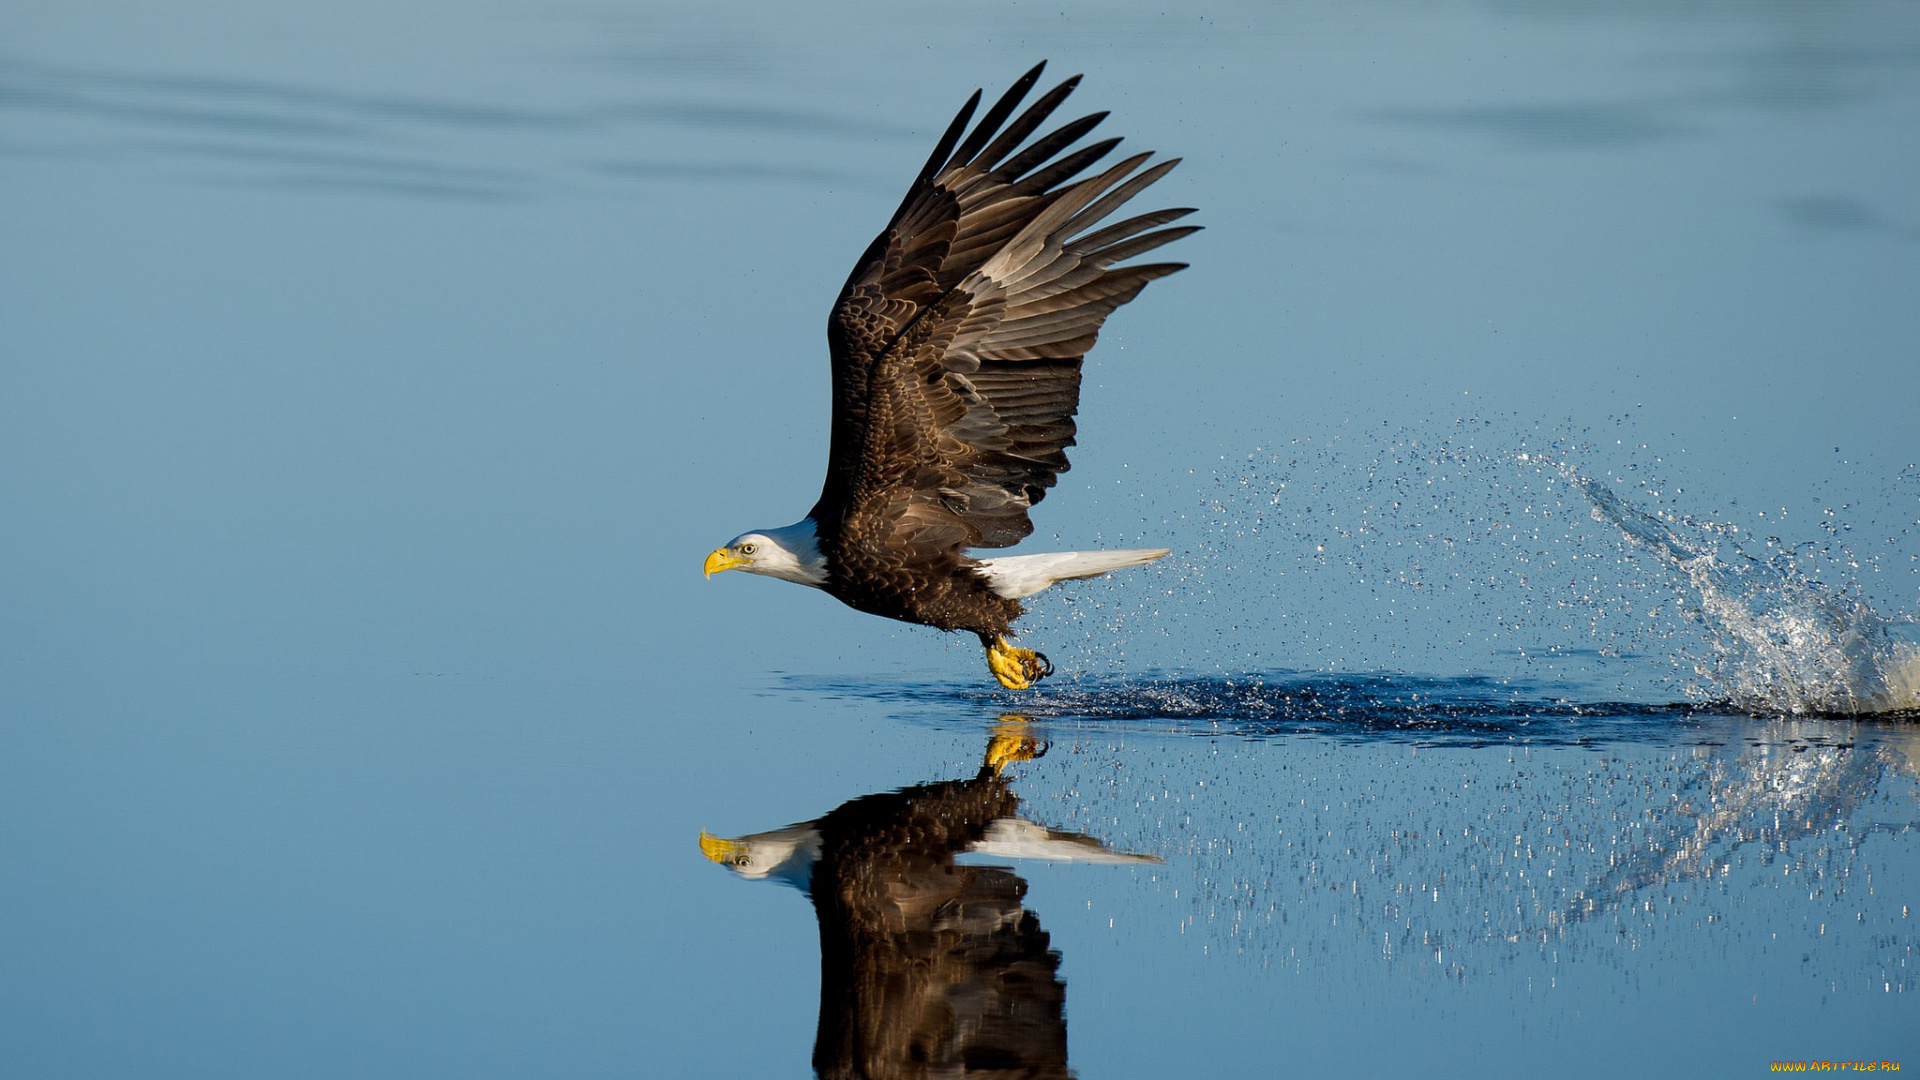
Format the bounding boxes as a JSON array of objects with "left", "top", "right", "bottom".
[
  {"left": 807, "top": 63, "right": 1195, "bottom": 645},
  {"left": 810, "top": 771, "right": 1067, "bottom": 1079}
]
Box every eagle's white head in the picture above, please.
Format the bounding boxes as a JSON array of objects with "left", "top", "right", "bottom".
[{"left": 703, "top": 519, "right": 828, "bottom": 587}]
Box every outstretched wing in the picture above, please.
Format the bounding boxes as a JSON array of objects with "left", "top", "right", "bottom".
[{"left": 815, "top": 63, "right": 1196, "bottom": 556}]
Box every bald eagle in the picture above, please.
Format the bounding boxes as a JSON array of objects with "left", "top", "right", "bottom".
[
  {"left": 700, "top": 722, "right": 1158, "bottom": 1077},
  {"left": 703, "top": 62, "right": 1196, "bottom": 689}
]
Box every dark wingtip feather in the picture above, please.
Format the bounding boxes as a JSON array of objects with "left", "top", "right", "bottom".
[
  {"left": 997, "top": 109, "right": 1108, "bottom": 181},
  {"left": 1015, "top": 135, "right": 1124, "bottom": 194},
  {"left": 949, "top": 64, "right": 1049, "bottom": 168},
  {"left": 977, "top": 77, "right": 1090, "bottom": 174},
  {"left": 918, "top": 89, "right": 981, "bottom": 182}
]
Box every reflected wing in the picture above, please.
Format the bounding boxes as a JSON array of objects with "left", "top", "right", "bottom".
[{"left": 817, "top": 62, "right": 1196, "bottom": 554}]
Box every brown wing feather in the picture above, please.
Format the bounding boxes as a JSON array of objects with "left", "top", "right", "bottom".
[
  {"left": 816, "top": 65, "right": 1194, "bottom": 638},
  {"left": 816, "top": 61, "right": 1119, "bottom": 520}
]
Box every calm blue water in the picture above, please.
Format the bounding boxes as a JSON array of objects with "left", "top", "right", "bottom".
[{"left": 4, "top": 1, "right": 1918, "bottom": 1076}]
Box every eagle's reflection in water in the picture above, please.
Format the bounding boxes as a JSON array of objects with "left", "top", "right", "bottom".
[{"left": 700, "top": 720, "right": 1156, "bottom": 1080}]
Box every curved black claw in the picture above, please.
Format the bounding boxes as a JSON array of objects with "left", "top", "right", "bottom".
[{"left": 1030, "top": 650, "right": 1054, "bottom": 681}]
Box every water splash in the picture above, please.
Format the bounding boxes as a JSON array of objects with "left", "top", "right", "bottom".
[
  {"left": 1022, "top": 420, "right": 1693, "bottom": 697},
  {"left": 997, "top": 416, "right": 1917, "bottom": 714},
  {"left": 1560, "top": 460, "right": 1920, "bottom": 716}
]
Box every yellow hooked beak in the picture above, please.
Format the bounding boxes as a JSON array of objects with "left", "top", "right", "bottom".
[
  {"left": 699, "top": 830, "right": 746, "bottom": 864},
  {"left": 704, "top": 548, "right": 749, "bottom": 578}
]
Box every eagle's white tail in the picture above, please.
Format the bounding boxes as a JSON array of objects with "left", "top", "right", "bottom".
[{"left": 973, "top": 548, "right": 1170, "bottom": 600}]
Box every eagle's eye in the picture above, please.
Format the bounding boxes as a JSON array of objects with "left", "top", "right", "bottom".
[{"left": 740, "top": 542, "right": 757, "bottom": 555}]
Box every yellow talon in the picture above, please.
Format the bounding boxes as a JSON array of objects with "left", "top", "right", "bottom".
[
  {"left": 984, "top": 716, "right": 1045, "bottom": 774},
  {"left": 985, "top": 636, "right": 1053, "bottom": 690}
]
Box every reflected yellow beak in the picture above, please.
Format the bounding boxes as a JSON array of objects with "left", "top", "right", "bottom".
[
  {"left": 704, "top": 548, "right": 749, "bottom": 578},
  {"left": 699, "top": 830, "right": 745, "bottom": 864}
]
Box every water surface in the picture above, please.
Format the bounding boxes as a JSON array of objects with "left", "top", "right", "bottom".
[{"left": 4, "top": 0, "right": 1918, "bottom": 1076}]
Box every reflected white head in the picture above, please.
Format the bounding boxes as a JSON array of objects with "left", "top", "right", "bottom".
[{"left": 699, "top": 825, "right": 822, "bottom": 892}]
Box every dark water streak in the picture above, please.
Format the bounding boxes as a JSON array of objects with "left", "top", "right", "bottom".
[{"left": 787, "top": 672, "right": 1915, "bottom": 748}]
